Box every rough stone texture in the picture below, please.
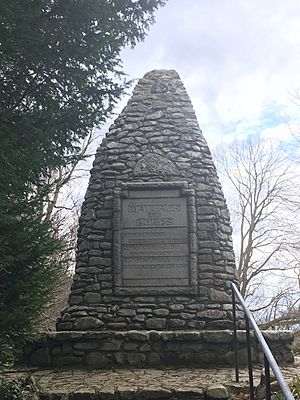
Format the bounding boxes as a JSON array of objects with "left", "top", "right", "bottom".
[
  {"left": 5, "top": 357, "right": 300, "bottom": 400},
  {"left": 57, "top": 69, "right": 238, "bottom": 331},
  {"left": 24, "top": 330, "right": 294, "bottom": 368},
  {"left": 206, "top": 384, "right": 229, "bottom": 399}
]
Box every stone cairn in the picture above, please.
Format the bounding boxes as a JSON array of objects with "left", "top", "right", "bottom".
[
  {"left": 25, "top": 70, "right": 293, "bottom": 368},
  {"left": 57, "top": 69, "right": 237, "bottom": 332}
]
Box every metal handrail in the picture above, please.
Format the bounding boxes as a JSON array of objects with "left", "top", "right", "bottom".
[{"left": 231, "top": 282, "right": 294, "bottom": 400}]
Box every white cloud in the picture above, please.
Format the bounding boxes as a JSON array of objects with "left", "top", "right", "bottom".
[{"left": 261, "top": 124, "right": 293, "bottom": 141}]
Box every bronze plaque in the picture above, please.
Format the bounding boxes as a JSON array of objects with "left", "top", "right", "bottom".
[{"left": 121, "top": 190, "right": 189, "bottom": 287}]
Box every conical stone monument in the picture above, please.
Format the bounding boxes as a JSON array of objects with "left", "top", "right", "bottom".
[
  {"left": 25, "top": 70, "right": 293, "bottom": 368},
  {"left": 57, "top": 69, "right": 237, "bottom": 332}
]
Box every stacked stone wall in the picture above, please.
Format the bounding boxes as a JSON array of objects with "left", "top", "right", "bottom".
[
  {"left": 57, "top": 70, "right": 238, "bottom": 331},
  {"left": 25, "top": 330, "right": 294, "bottom": 368}
]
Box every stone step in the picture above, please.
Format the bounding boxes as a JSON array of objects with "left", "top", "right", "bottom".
[
  {"left": 23, "top": 329, "right": 294, "bottom": 368},
  {"left": 2, "top": 360, "right": 300, "bottom": 400}
]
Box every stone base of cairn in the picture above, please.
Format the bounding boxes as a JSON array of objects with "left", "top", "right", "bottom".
[{"left": 24, "top": 329, "right": 294, "bottom": 368}]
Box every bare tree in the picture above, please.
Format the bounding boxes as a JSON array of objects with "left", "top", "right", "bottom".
[
  {"left": 44, "top": 129, "right": 97, "bottom": 219},
  {"left": 37, "top": 129, "right": 103, "bottom": 330},
  {"left": 214, "top": 135, "right": 300, "bottom": 325}
]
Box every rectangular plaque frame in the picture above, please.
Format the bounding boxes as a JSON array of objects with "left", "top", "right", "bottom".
[{"left": 113, "top": 181, "right": 197, "bottom": 295}]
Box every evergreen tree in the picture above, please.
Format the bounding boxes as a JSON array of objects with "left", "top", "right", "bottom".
[{"left": 0, "top": 0, "right": 165, "bottom": 364}]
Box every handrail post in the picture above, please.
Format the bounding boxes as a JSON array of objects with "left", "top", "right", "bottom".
[
  {"left": 245, "top": 314, "right": 255, "bottom": 400},
  {"left": 231, "top": 282, "right": 294, "bottom": 400},
  {"left": 264, "top": 355, "right": 272, "bottom": 400},
  {"left": 231, "top": 284, "right": 239, "bottom": 383}
]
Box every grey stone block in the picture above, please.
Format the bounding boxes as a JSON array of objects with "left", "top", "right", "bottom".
[
  {"left": 146, "top": 318, "right": 166, "bottom": 330},
  {"left": 206, "top": 384, "right": 229, "bottom": 399},
  {"left": 94, "top": 219, "right": 112, "bottom": 230},
  {"left": 123, "top": 342, "right": 138, "bottom": 351},
  {"left": 73, "top": 342, "right": 99, "bottom": 351},
  {"left": 84, "top": 292, "right": 100, "bottom": 304},
  {"left": 85, "top": 352, "right": 110, "bottom": 367},
  {"left": 196, "top": 310, "right": 227, "bottom": 319},
  {"left": 126, "top": 352, "right": 146, "bottom": 365},
  {"left": 73, "top": 316, "right": 104, "bottom": 330},
  {"left": 153, "top": 308, "right": 169, "bottom": 316},
  {"left": 101, "top": 340, "right": 122, "bottom": 351},
  {"left": 202, "top": 330, "right": 232, "bottom": 344},
  {"left": 168, "top": 319, "right": 185, "bottom": 328},
  {"left": 117, "top": 309, "right": 136, "bottom": 317}
]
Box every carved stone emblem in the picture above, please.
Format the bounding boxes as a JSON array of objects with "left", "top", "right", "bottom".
[{"left": 134, "top": 153, "right": 179, "bottom": 176}]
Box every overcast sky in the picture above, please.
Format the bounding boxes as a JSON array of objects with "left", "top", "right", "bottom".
[
  {"left": 115, "top": 0, "right": 300, "bottom": 148},
  {"left": 71, "top": 0, "right": 300, "bottom": 206}
]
